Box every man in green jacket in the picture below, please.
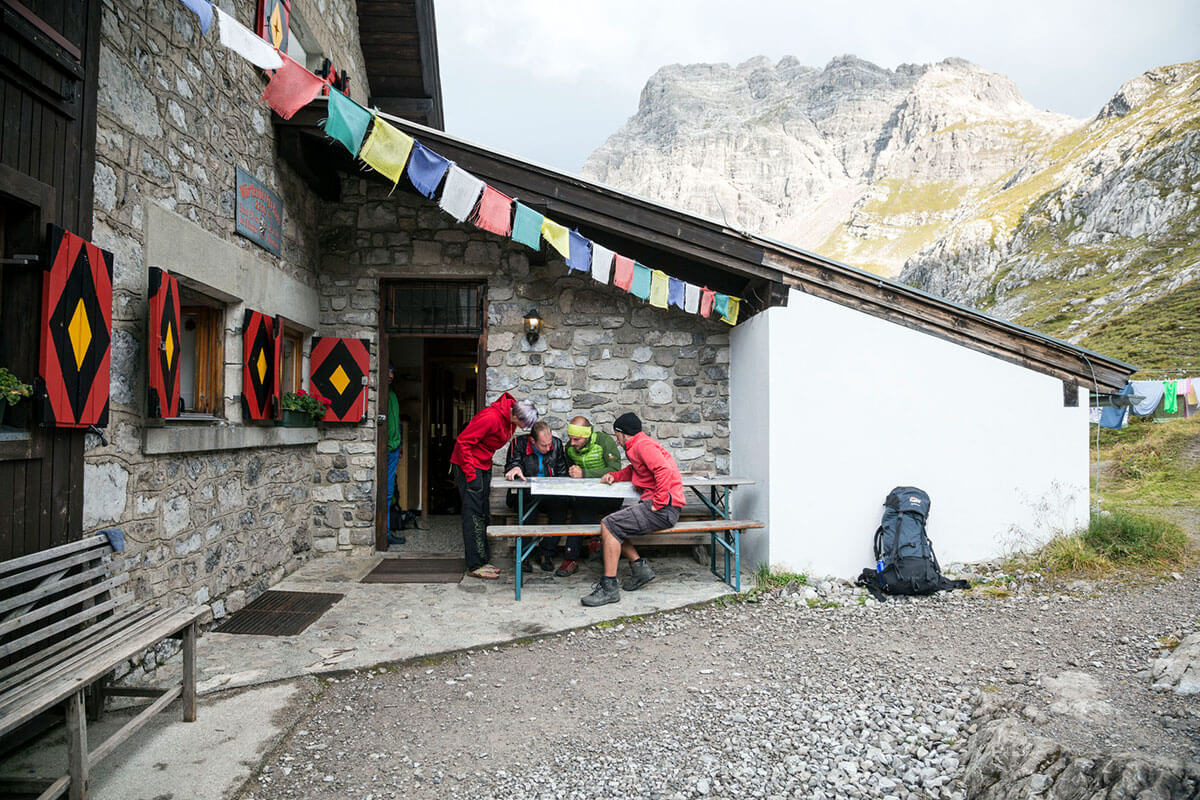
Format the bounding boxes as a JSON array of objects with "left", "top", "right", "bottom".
[
  {"left": 559, "top": 415, "right": 623, "bottom": 576},
  {"left": 386, "top": 364, "right": 404, "bottom": 545}
]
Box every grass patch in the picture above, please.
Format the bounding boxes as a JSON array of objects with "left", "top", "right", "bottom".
[
  {"left": 1015, "top": 510, "right": 1189, "bottom": 576},
  {"left": 752, "top": 564, "right": 808, "bottom": 591},
  {"left": 1098, "top": 415, "right": 1200, "bottom": 507}
]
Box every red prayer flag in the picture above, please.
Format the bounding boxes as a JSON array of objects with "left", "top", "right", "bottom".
[
  {"left": 261, "top": 52, "right": 327, "bottom": 120},
  {"left": 470, "top": 185, "right": 513, "bottom": 236},
  {"left": 700, "top": 288, "right": 715, "bottom": 318},
  {"left": 613, "top": 255, "right": 634, "bottom": 291}
]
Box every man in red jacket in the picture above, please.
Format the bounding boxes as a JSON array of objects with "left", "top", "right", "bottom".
[
  {"left": 451, "top": 392, "right": 539, "bottom": 579},
  {"left": 582, "top": 412, "right": 684, "bottom": 606}
]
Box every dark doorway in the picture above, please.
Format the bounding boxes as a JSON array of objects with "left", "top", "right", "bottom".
[{"left": 378, "top": 280, "right": 486, "bottom": 554}]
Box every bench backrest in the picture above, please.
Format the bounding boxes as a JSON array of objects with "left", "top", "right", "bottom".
[{"left": 0, "top": 535, "right": 128, "bottom": 669}]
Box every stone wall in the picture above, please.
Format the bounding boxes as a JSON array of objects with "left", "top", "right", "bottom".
[
  {"left": 314, "top": 177, "right": 733, "bottom": 555},
  {"left": 85, "top": 0, "right": 366, "bottom": 630}
]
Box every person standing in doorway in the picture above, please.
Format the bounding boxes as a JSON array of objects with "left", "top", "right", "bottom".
[
  {"left": 386, "top": 364, "right": 405, "bottom": 546},
  {"left": 451, "top": 393, "right": 539, "bottom": 580},
  {"left": 582, "top": 413, "right": 684, "bottom": 606}
]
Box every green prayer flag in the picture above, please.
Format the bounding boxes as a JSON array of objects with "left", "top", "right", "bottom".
[
  {"left": 631, "top": 262, "right": 651, "bottom": 300},
  {"left": 323, "top": 89, "right": 371, "bottom": 156}
]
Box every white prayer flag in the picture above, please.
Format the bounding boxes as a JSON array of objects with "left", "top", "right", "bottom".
[
  {"left": 684, "top": 283, "right": 700, "bottom": 314},
  {"left": 590, "top": 243, "right": 614, "bottom": 284},
  {"left": 438, "top": 165, "right": 484, "bottom": 222},
  {"left": 215, "top": 7, "right": 283, "bottom": 70}
]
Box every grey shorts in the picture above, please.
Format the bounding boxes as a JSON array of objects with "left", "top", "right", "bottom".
[{"left": 602, "top": 500, "right": 681, "bottom": 541}]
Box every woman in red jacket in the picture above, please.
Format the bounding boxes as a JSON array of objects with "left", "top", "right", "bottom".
[{"left": 451, "top": 392, "right": 539, "bottom": 579}]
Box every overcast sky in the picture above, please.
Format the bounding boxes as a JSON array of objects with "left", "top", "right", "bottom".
[{"left": 433, "top": 0, "right": 1198, "bottom": 174}]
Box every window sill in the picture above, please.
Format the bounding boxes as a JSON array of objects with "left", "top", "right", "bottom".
[{"left": 143, "top": 423, "right": 319, "bottom": 455}]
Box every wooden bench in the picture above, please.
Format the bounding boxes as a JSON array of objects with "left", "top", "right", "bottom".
[
  {"left": 0, "top": 533, "right": 205, "bottom": 800},
  {"left": 487, "top": 519, "right": 764, "bottom": 600}
]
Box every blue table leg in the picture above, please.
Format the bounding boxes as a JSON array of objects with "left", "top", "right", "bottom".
[{"left": 514, "top": 536, "right": 523, "bottom": 601}]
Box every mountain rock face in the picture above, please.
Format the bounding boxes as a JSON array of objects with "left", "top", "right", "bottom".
[{"left": 583, "top": 56, "right": 1200, "bottom": 374}]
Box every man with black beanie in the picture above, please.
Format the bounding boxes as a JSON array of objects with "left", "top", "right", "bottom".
[{"left": 581, "top": 412, "right": 684, "bottom": 606}]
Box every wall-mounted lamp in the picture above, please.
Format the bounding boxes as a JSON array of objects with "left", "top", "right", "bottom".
[{"left": 523, "top": 309, "right": 543, "bottom": 344}]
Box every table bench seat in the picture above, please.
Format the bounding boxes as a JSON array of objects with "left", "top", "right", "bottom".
[{"left": 486, "top": 519, "right": 763, "bottom": 600}]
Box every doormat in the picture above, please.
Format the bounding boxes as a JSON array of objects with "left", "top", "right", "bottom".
[
  {"left": 214, "top": 590, "right": 344, "bottom": 636},
  {"left": 361, "top": 557, "right": 466, "bottom": 584}
]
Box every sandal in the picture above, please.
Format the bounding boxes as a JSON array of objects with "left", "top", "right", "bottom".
[{"left": 467, "top": 565, "right": 501, "bottom": 580}]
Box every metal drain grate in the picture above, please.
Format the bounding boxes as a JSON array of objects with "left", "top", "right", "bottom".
[
  {"left": 361, "top": 557, "right": 465, "bottom": 584},
  {"left": 214, "top": 590, "right": 343, "bottom": 636}
]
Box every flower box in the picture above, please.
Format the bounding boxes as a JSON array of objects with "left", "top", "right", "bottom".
[{"left": 275, "top": 409, "right": 315, "bottom": 428}]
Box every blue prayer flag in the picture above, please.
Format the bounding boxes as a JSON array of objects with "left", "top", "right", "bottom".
[
  {"left": 181, "top": 0, "right": 213, "bottom": 33},
  {"left": 567, "top": 230, "right": 592, "bottom": 272},
  {"left": 631, "top": 263, "right": 652, "bottom": 300},
  {"left": 406, "top": 141, "right": 451, "bottom": 199},
  {"left": 512, "top": 202, "right": 543, "bottom": 250},
  {"left": 668, "top": 277, "right": 686, "bottom": 309}
]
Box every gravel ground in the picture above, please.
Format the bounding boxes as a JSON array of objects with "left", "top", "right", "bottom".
[{"left": 240, "top": 569, "right": 1200, "bottom": 800}]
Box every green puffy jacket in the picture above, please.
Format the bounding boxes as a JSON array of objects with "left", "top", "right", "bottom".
[
  {"left": 565, "top": 430, "right": 622, "bottom": 477},
  {"left": 387, "top": 390, "right": 402, "bottom": 452}
]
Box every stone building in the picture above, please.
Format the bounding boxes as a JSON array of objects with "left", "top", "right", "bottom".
[{"left": 1, "top": 0, "right": 1135, "bottom": 638}]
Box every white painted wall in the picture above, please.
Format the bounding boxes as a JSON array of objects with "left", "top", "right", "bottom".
[
  {"left": 730, "top": 309, "right": 772, "bottom": 570},
  {"left": 732, "top": 288, "right": 1090, "bottom": 579}
]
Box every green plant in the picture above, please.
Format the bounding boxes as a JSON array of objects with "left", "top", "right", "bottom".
[
  {"left": 0, "top": 367, "right": 32, "bottom": 406},
  {"left": 280, "top": 389, "right": 330, "bottom": 420},
  {"left": 1014, "top": 510, "right": 1188, "bottom": 576}
]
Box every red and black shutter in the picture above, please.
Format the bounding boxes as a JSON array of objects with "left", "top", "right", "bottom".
[
  {"left": 147, "top": 267, "right": 182, "bottom": 418},
  {"left": 256, "top": 0, "right": 290, "bottom": 51},
  {"left": 309, "top": 337, "right": 369, "bottom": 423},
  {"left": 37, "top": 225, "right": 113, "bottom": 428},
  {"left": 241, "top": 310, "right": 280, "bottom": 421}
]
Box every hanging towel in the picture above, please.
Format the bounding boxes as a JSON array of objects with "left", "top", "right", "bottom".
[
  {"left": 714, "top": 293, "right": 730, "bottom": 320},
  {"left": 567, "top": 231, "right": 592, "bottom": 273},
  {"left": 668, "top": 277, "right": 686, "bottom": 310},
  {"left": 406, "top": 141, "right": 451, "bottom": 199},
  {"left": 322, "top": 88, "right": 371, "bottom": 156},
  {"left": 648, "top": 270, "right": 669, "bottom": 308},
  {"left": 1163, "top": 380, "right": 1178, "bottom": 414},
  {"left": 700, "top": 288, "right": 715, "bottom": 318},
  {"left": 613, "top": 255, "right": 634, "bottom": 290},
  {"left": 470, "top": 185, "right": 513, "bottom": 236},
  {"left": 180, "top": 0, "right": 213, "bottom": 33},
  {"left": 439, "top": 165, "right": 484, "bottom": 222},
  {"left": 1187, "top": 378, "right": 1198, "bottom": 405},
  {"left": 1129, "top": 380, "right": 1166, "bottom": 416},
  {"left": 541, "top": 219, "right": 570, "bottom": 258},
  {"left": 215, "top": 7, "right": 282, "bottom": 69},
  {"left": 358, "top": 116, "right": 413, "bottom": 186},
  {"left": 722, "top": 296, "right": 740, "bottom": 325},
  {"left": 260, "top": 52, "right": 325, "bottom": 119},
  {"left": 511, "top": 202, "right": 543, "bottom": 250},
  {"left": 631, "top": 263, "right": 652, "bottom": 299},
  {"left": 590, "top": 243, "right": 614, "bottom": 284},
  {"left": 684, "top": 283, "right": 700, "bottom": 314},
  {"left": 1099, "top": 384, "right": 1133, "bottom": 429}
]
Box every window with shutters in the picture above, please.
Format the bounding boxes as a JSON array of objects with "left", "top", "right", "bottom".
[
  {"left": 280, "top": 325, "right": 304, "bottom": 396},
  {"left": 177, "top": 287, "right": 225, "bottom": 418}
]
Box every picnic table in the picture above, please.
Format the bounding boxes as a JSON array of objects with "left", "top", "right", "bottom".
[{"left": 489, "top": 475, "right": 760, "bottom": 600}]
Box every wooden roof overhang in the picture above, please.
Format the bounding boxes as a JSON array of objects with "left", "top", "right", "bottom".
[
  {"left": 275, "top": 104, "right": 1135, "bottom": 393},
  {"left": 356, "top": 0, "right": 443, "bottom": 129}
]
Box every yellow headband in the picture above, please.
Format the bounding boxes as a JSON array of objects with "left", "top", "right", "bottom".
[{"left": 567, "top": 424, "right": 592, "bottom": 438}]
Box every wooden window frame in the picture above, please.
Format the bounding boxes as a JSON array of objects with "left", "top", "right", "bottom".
[
  {"left": 177, "top": 294, "right": 225, "bottom": 419},
  {"left": 280, "top": 325, "right": 303, "bottom": 396}
]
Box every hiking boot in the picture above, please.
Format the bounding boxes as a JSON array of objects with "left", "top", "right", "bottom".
[
  {"left": 555, "top": 559, "right": 579, "bottom": 577},
  {"left": 539, "top": 554, "right": 555, "bottom": 572},
  {"left": 581, "top": 577, "right": 620, "bottom": 606},
  {"left": 622, "top": 559, "right": 655, "bottom": 592}
]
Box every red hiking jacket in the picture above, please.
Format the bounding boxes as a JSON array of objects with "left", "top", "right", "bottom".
[
  {"left": 608, "top": 432, "right": 684, "bottom": 509},
  {"left": 450, "top": 393, "right": 516, "bottom": 481}
]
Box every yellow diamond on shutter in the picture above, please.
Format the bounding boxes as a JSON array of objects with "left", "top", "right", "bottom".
[
  {"left": 330, "top": 365, "right": 350, "bottom": 395},
  {"left": 68, "top": 299, "right": 92, "bottom": 370},
  {"left": 165, "top": 321, "right": 176, "bottom": 368},
  {"left": 270, "top": 5, "right": 283, "bottom": 48},
  {"left": 257, "top": 350, "right": 267, "bottom": 383}
]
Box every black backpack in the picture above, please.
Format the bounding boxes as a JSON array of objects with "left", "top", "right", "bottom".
[{"left": 856, "top": 487, "right": 969, "bottom": 600}]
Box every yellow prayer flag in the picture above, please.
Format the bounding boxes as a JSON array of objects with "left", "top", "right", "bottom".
[
  {"left": 541, "top": 218, "right": 570, "bottom": 257},
  {"left": 721, "top": 296, "right": 740, "bottom": 325},
  {"left": 358, "top": 116, "right": 414, "bottom": 185},
  {"left": 649, "top": 270, "right": 669, "bottom": 308}
]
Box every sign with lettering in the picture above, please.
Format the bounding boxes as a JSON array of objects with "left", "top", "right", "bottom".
[{"left": 235, "top": 166, "right": 283, "bottom": 257}]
